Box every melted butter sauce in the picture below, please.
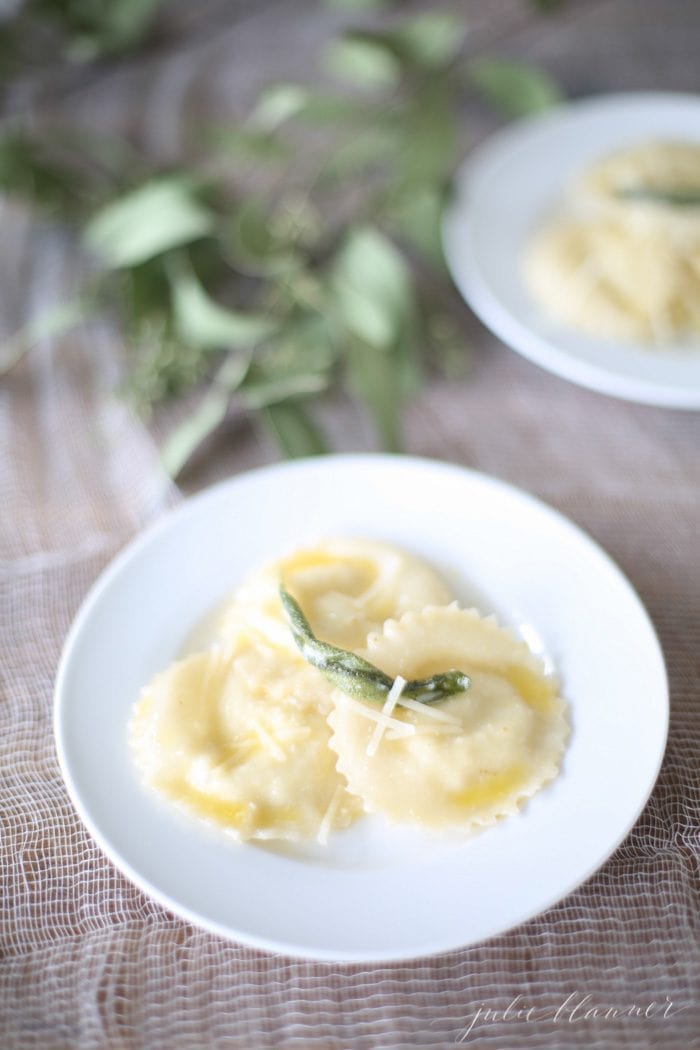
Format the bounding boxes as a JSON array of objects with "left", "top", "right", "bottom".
[{"left": 450, "top": 765, "right": 526, "bottom": 812}]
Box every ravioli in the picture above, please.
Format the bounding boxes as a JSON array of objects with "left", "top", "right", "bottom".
[
  {"left": 327, "top": 606, "right": 568, "bottom": 829},
  {"left": 578, "top": 140, "right": 700, "bottom": 207},
  {"left": 218, "top": 537, "right": 452, "bottom": 652},
  {"left": 129, "top": 540, "right": 567, "bottom": 844},
  {"left": 523, "top": 140, "right": 700, "bottom": 344},
  {"left": 129, "top": 631, "right": 361, "bottom": 842}
]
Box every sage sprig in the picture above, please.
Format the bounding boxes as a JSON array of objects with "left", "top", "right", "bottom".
[
  {"left": 617, "top": 187, "right": 700, "bottom": 208},
  {"left": 0, "top": 2, "right": 563, "bottom": 472},
  {"left": 279, "top": 585, "right": 470, "bottom": 705}
]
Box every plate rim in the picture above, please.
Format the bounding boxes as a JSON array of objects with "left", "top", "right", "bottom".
[
  {"left": 442, "top": 90, "right": 700, "bottom": 409},
  {"left": 53, "top": 453, "right": 670, "bottom": 961}
]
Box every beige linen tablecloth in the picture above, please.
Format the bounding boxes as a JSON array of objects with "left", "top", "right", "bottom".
[{"left": 1, "top": 1, "right": 699, "bottom": 1046}]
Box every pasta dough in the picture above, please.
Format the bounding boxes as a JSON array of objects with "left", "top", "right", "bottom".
[
  {"left": 129, "top": 632, "right": 361, "bottom": 841},
  {"left": 523, "top": 140, "right": 700, "bottom": 344},
  {"left": 218, "top": 537, "right": 452, "bottom": 652},
  {"left": 328, "top": 606, "right": 568, "bottom": 829}
]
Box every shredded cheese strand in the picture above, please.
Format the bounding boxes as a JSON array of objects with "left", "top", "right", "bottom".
[
  {"left": 250, "top": 719, "right": 286, "bottom": 762},
  {"left": 316, "top": 785, "right": 345, "bottom": 845},
  {"left": 395, "top": 694, "right": 462, "bottom": 725},
  {"left": 333, "top": 691, "right": 415, "bottom": 735},
  {"left": 366, "top": 675, "right": 407, "bottom": 758}
]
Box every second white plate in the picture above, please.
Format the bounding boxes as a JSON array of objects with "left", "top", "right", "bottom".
[
  {"left": 54, "top": 455, "right": 668, "bottom": 961},
  {"left": 443, "top": 92, "right": 700, "bottom": 408}
]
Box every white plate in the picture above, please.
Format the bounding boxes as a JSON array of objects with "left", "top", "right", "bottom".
[
  {"left": 54, "top": 455, "right": 668, "bottom": 961},
  {"left": 443, "top": 92, "right": 700, "bottom": 408}
]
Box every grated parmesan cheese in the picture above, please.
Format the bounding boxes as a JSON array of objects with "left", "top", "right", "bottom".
[
  {"left": 250, "top": 719, "right": 286, "bottom": 762},
  {"left": 316, "top": 785, "right": 345, "bottom": 845},
  {"left": 333, "top": 691, "right": 414, "bottom": 737},
  {"left": 395, "top": 695, "right": 463, "bottom": 725},
  {"left": 366, "top": 675, "right": 407, "bottom": 758}
]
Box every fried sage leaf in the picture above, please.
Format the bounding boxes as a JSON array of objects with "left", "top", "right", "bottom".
[
  {"left": 617, "top": 187, "right": 700, "bottom": 207},
  {"left": 279, "top": 585, "right": 470, "bottom": 705}
]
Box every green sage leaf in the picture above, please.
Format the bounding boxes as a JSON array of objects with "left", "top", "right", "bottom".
[
  {"left": 386, "top": 184, "right": 447, "bottom": 266},
  {"left": 260, "top": 401, "right": 328, "bottom": 458},
  {"left": 399, "top": 83, "right": 458, "bottom": 189},
  {"left": 294, "top": 94, "right": 374, "bottom": 124},
  {"left": 169, "top": 258, "right": 276, "bottom": 350},
  {"left": 468, "top": 58, "right": 563, "bottom": 117},
  {"left": 280, "top": 585, "right": 470, "bottom": 704},
  {"left": 332, "top": 226, "right": 412, "bottom": 349},
  {"left": 84, "top": 177, "right": 213, "bottom": 268},
  {"left": 346, "top": 337, "right": 402, "bottom": 452},
  {"left": 617, "top": 187, "right": 700, "bottom": 207},
  {"left": 250, "top": 84, "right": 373, "bottom": 129},
  {"left": 385, "top": 13, "right": 466, "bottom": 69},
  {"left": 250, "top": 84, "right": 311, "bottom": 131},
  {"left": 160, "top": 353, "right": 250, "bottom": 478},
  {"left": 161, "top": 391, "right": 228, "bottom": 479},
  {"left": 324, "top": 35, "right": 401, "bottom": 90},
  {"left": 241, "top": 371, "right": 329, "bottom": 410}
]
